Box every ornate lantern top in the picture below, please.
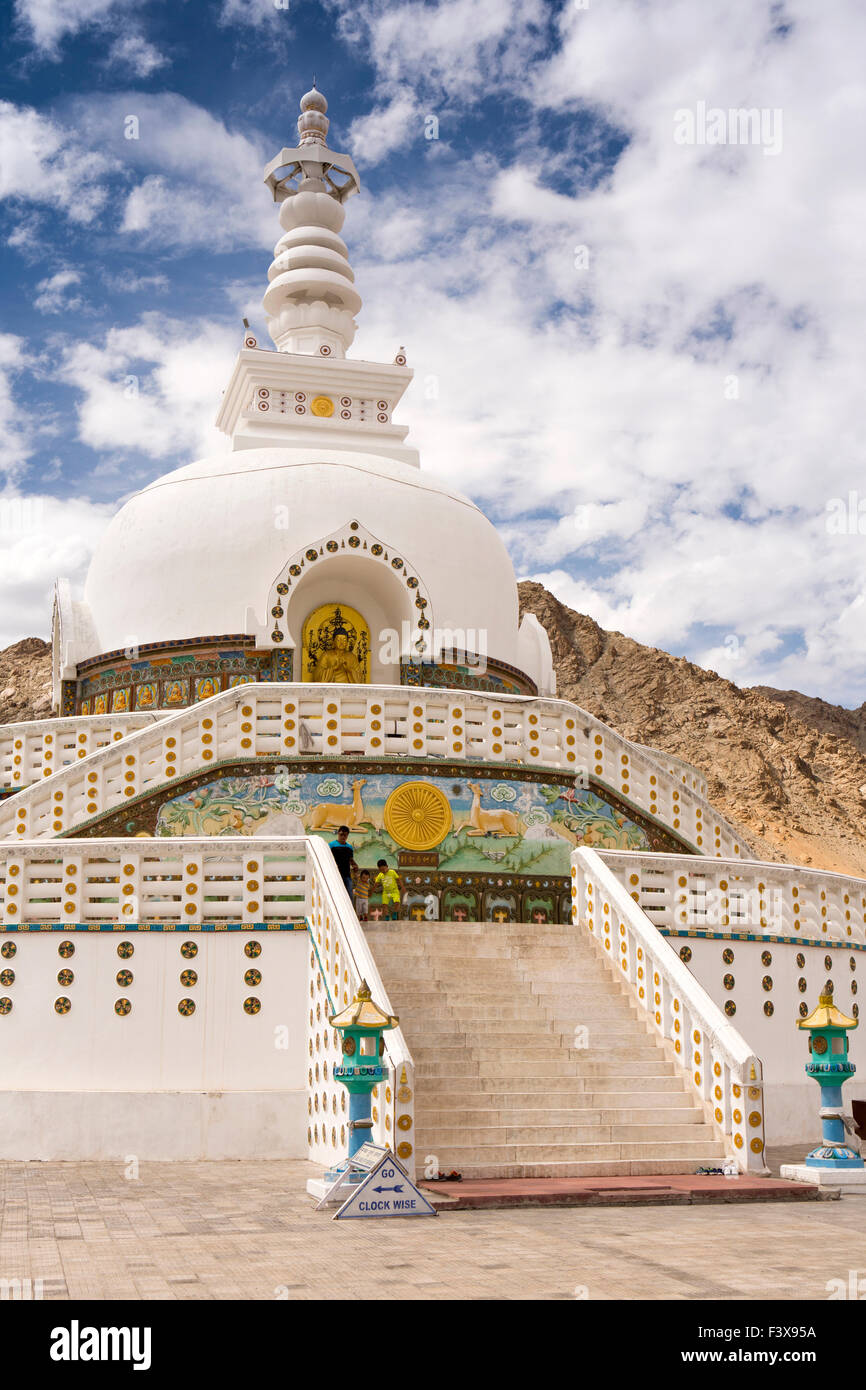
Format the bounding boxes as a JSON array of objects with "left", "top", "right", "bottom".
[
  {"left": 329, "top": 979, "right": 399, "bottom": 1031},
  {"left": 798, "top": 992, "right": 858, "bottom": 1031}
]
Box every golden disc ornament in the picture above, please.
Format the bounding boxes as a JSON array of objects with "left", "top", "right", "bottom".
[
  {"left": 311, "top": 395, "right": 334, "bottom": 417},
  {"left": 383, "top": 781, "right": 452, "bottom": 852}
]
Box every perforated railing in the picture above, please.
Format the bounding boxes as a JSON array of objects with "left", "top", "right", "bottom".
[
  {"left": 0, "top": 835, "right": 304, "bottom": 928},
  {"left": 571, "top": 847, "right": 769, "bottom": 1173},
  {"left": 0, "top": 683, "right": 747, "bottom": 858},
  {"left": 597, "top": 850, "right": 866, "bottom": 946},
  {"left": 0, "top": 713, "right": 160, "bottom": 793}
]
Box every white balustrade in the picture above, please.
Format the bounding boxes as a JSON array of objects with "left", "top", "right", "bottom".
[
  {"left": 597, "top": 850, "right": 866, "bottom": 946},
  {"left": 572, "top": 846, "right": 769, "bottom": 1173},
  {"left": 0, "top": 683, "right": 748, "bottom": 858},
  {"left": 0, "top": 714, "right": 161, "bottom": 792},
  {"left": 633, "top": 743, "right": 708, "bottom": 799},
  {"left": 0, "top": 832, "right": 413, "bottom": 1174},
  {"left": 304, "top": 835, "right": 415, "bottom": 1175}
]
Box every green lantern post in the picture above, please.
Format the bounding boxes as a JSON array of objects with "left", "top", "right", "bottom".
[
  {"left": 782, "top": 990, "right": 866, "bottom": 1192},
  {"left": 329, "top": 979, "right": 398, "bottom": 1161}
]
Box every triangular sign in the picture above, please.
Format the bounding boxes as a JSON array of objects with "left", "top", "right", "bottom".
[{"left": 333, "top": 1152, "right": 437, "bottom": 1219}]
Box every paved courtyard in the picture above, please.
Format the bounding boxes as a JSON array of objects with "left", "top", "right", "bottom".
[{"left": 0, "top": 1151, "right": 863, "bottom": 1301}]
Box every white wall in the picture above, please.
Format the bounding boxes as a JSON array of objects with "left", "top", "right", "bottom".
[
  {"left": 678, "top": 935, "right": 865, "bottom": 1145},
  {"left": 0, "top": 930, "right": 309, "bottom": 1159}
]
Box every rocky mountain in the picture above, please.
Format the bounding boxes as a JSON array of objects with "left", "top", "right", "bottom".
[
  {"left": 518, "top": 581, "right": 866, "bottom": 878},
  {"left": 4, "top": 602, "right": 866, "bottom": 877},
  {"left": 0, "top": 638, "right": 52, "bottom": 724},
  {"left": 753, "top": 686, "right": 866, "bottom": 758}
]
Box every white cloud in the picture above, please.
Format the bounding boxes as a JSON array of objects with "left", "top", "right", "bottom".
[
  {"left": 34, "top": 269, "right": 85, "bottom": 315},
  {"left": 0, "top": 334, "right": 36, "bottom": 482},
  {"left": 13, "top": 0, "right": 132, "bottom": 56},
  {"left": 331, "top": 0, "right": 548, "bottom": 98},
  {"left": 61, "top": 93, "right": 274, "bottom": 251},
  {"left": 106, "top": 33, "right": 169, "bottom": 77},
  {"left": 324, "top": 0, "right": 866, "bottom": 704},
  {"left": 56, "top": 311, "right": 239, "bottom": 464},
  {"left": 0, "top": 100, "right": 113, "bottom": 224},
  {"left": 348, "top": 90, "right": 422, "bottom": 166},
  {"left": 219, "top": 0, "right": 291, "bottom": 27},
  {"left": 101, "top": 271, "right": 170, "bottom": 294},
  {"left": 0, "top": 492, "right": 115, "bottom": 646}
]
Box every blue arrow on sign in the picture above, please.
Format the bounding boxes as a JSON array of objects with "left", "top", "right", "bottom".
[{"left": 373, "top": 1184, "right": 404, "bottom": 1193}]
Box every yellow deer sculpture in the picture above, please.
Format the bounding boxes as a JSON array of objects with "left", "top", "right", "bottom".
[
  {"left": 308, "top": 778, "right": 368, "bottom": 832},
  {"left": 466, "top": 782, "right": 522, "bottom": 837}
]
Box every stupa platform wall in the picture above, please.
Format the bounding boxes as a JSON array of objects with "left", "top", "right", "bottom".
[{"left": 575, "top": 849, "right": 866, "bottom": 1147}]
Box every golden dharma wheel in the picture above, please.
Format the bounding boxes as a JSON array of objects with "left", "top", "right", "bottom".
[{"left": 383, "top": 781, "right": 451, "bottom": 852}]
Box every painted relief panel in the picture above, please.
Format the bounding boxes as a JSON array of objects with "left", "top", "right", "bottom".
[{"left": 155, "top": 772, "right": 650, "bottom": 872}]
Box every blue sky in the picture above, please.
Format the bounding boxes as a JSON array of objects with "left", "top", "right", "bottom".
[{"left": 1, "top": 0, "right": 865, "bottom": 705}]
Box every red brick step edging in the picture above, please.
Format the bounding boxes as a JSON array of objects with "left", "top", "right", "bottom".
[{"left": 419, "top": 1173, "right": 821, "bottom": 1210}]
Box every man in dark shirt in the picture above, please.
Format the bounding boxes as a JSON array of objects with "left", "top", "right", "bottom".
[{"left": 329, "top": 825, "right": 356, "bottom": 901}]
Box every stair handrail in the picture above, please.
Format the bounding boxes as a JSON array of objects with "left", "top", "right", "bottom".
[
  {"left": 303, "top": 834, "right": 416, "bottom": 1176},
  {"left": 572, "top": 846, "right": 768, "bottom": 1173}
]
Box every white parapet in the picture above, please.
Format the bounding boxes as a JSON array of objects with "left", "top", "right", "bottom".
[
  {"left": 0, "top": 682, "right": 749, "bottom": 860},
  {"left": 0, "top": 834, "right": 413, "bottom": 1165},
  {"left": 571, "top": 846, "right": 770, "bottom": 1172},
  {"left": 582, "top": 849, "right": 866, "bottom": 1146}
]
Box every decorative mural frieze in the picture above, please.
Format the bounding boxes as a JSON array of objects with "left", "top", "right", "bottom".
[
  {"left": 73, "top": 639, "right": 294, "bottom": 715},
  {"left": 75, "top": 757, "right": 689, "bottom": 853},
  {"left": 400, "top": 655, "right": 536, "bottom": 696}
]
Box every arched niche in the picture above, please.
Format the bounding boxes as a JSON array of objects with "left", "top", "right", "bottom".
[{"left": 264, "top": 520, "right": 432, "bottom": 684}]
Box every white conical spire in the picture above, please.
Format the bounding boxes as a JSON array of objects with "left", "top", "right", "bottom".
[{"left": 262, "top": 84, "right": 362, "bottom": 358}]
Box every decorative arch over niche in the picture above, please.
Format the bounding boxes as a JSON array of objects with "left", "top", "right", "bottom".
[{"left": 263, "top": 519, "right": 434, "bottom": 656}]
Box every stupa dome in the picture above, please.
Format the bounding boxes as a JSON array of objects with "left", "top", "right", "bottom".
[{"left": 77, "top": 445, "right": 541, "bottom": 685}]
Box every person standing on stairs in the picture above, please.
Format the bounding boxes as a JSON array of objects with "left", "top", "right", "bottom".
[
  {"left": 329, "top": 825, "right": 357, "bottom": 904},
  {"left": 375, "top": 858, "right": 403, "bottom": 921}
]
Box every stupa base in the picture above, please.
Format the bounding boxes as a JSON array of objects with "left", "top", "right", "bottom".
[{"left": 781, "top": 1162, "right": 866, "bottom": 1193}]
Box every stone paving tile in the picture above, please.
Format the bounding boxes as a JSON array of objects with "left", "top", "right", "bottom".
[{"left": 0, "top": 1154, "right": 863, "bottom": 1301}]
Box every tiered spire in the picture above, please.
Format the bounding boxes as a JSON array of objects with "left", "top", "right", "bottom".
[{"left": 262, "top": 84, "right": 362, "bottom": 358}]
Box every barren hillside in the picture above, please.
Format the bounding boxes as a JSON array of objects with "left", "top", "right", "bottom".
[
  {"left": 0, "top": 638, "right": 52, "bottom": 724},
  {"left": 519, "top": 581, "right": 866, "bottom": 877}
]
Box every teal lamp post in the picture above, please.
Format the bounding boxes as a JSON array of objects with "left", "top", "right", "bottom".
[
  {"left": 329, "top": 980, "right": 398, "bottom": 1161},
  {"left": 800, "top": 992, "right": 863, "bottom": 1169}
]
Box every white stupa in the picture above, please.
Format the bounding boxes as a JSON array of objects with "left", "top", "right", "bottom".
[{"left": 51, "top": 84, "right": 554, "bottom": 713}]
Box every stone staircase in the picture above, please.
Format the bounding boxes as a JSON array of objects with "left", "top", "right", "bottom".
[{"left": 367, "top": 920, "right": 726, "bottom": 1179}]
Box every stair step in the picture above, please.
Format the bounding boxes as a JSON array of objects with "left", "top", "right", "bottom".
[
  {"left": 417, "top": 1075, "right": 689, "bottom": 1096},
  {"left": 424, "top": 1157, "right": 727, "bottom": 1179},
  {"left": 369, "top": 919, "right": 721, "bottom": 1180},
  {"left": 418, "top": 1123, "right": 718, "bottom": 1146},
  {"left": 416, "top": 1060, "right": 594, "bottom": 1078},
  {"left": 422, "top": 1107, "right": 706, "bottom": 1126},
  {"left": 411, "top": 1140, "right": 727, "bottom": 1163}
]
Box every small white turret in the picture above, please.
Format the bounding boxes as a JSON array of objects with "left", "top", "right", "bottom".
[{"left": 262, "top": 83, "right": 362, "bottom": 357}]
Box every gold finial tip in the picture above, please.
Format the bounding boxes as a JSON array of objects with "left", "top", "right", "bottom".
[
  {"left": 356, "top": 979, "right": 371, "bottom": 1000},
  {"left": 819, "top": 991, "right": 834, "bottom": 1007}
]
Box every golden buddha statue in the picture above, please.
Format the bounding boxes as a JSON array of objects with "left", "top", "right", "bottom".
[{"left": 302, "top": 604, "right": 369, "bottom": 683}]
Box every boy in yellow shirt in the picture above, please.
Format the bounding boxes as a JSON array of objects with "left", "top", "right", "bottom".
[{"left": 375, "top": 858, "right": 402, "bottom": 921}]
